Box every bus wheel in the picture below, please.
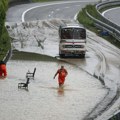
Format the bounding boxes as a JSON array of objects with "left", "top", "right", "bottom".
[
  {"left": 81, "top": 54, "right": 85, "bottom": 58},
  {"left": 79, "top": 54, "right": 85, "bottom": 58},
  {"left": 60, "top": 54, "right": 65, "bottom": 58}
]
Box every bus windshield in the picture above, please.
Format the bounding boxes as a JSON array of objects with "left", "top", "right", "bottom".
[{"left": 61, "top": 28, "right": 86, "bottom": 39}]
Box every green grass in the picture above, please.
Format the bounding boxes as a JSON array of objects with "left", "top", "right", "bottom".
[
  {"left": 0, "top": 0, "right": 11, "bottom": 61},
  {"left": 77, "top": 4, "right": 120, "bottom": 49},
  {"left": 11, "top": 50, "right": 57, "bottom": 62}
]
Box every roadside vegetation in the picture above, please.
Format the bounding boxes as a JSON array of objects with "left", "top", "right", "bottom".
[
  {"left": 12, "top": 50, "right": 57, "bottom": 61},
  {"left": 77, "top": 4, "right": 120, "bottom": 49},
  {"left": 31, "top": 0, "right": 56, "bottom": 2},
  {"left": 0, "top": 0, "right": 11, "bottom": 61}
]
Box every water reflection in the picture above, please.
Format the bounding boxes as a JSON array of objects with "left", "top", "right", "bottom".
[
  {"left": 57, "top": 87, "right": 64, "bottom": 96},
  {"left": 4, "top": 60, "right": 107, "bottom": 120},
  {"left": 18, "top": 87, "right": 29, "bottom": 92}
]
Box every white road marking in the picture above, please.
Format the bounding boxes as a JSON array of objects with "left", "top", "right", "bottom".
[
  {"left": 102, "top": 7, "right": 120, "bottom": 16},
  {"left": 65, "top": 6, "right": 70, "bottom": 9},
  {"left": 56, "top": 8, "right": 60, "bottom": 11}
]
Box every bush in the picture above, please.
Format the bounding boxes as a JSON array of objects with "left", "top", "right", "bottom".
[
  {"left": 77, "top": 7, "right": 94, "bottom": 29},
  {"left": 0, "top": 0, "right": 10, "bottom": 60}
]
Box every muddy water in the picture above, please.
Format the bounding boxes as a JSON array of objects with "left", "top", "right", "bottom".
[
  {"left": 0, "top": 60, "right": 107, "bottom": 120},
  {"left": 5, "top": 18, "right": 120, "bottom": 119},
  {"left": 5, "top": 1, "right": 120, "bottom": 119}
]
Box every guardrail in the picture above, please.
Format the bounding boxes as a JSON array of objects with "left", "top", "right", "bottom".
[
  {"left": 96, "top": 0, "right": 120, "bottom": 11},
  {"left": 96, "top": 0, "right": 120, "bottom": 31},
  {"left": 86, "top": 0, "right": 120, "bottom": 42},
  {"left": 2, "top": 49, "right": 12, "bottom": 64}
]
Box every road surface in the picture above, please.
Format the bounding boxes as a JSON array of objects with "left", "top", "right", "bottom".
[{"left": 102, "top": 7, "right": 120, "bottom": 27}]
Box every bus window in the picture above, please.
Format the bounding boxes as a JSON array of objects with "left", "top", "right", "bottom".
[
  {"left": 61, "top": 28, "right": 73, "bottom": 39},
  {"left": 80, "top": 29, "right": 86, "bottom": 39},
  {"left": 73, "top": 28, "right": 86, "bottom": 39},
  {"left": 61, "top": 28, "right": 86, "bottom": 39}
]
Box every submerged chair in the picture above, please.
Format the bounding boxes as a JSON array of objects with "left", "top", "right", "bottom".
[
  {"left": 18, "top": 77, "right": 30, "bottom": 89},
  {"left": 26, "top": 68, "right": 36, "bottom": 80}
]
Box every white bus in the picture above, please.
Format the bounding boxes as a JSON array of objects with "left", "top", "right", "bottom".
[{"left": 59, "top": 24, "right": 86, "bottom": 58}]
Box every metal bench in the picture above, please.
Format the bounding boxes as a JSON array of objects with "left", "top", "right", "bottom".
[
  {"left": 18, "top": 77, "right": 30, "bottom": 89},
  {"left": 26, "top": 68, "right": 36, "bottom": 80}
]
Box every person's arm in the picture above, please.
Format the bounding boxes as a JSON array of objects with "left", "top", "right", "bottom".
[
  {"left": 53, "top": 70, "right": 59, "bottom": 79},
  {"left": 65, "top": 69, "right": 68, "bottom": 76}
]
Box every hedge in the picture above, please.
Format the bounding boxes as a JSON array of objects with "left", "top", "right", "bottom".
[{"left": 0, "top": 0, "right": 10, "bottom": 61}]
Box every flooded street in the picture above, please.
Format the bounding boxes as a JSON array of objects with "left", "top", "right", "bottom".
[
  {"left": 4, "top": 18, "right": 120, "bottom": 120},
  {"left": 0, "top": 60, "right": 107, "bottom": 120},
  {"left": 3, "top": 0, "right": 120, "bottom": 120}
]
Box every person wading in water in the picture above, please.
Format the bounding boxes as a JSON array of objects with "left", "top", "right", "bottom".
[
  {"left": 54, "top": 66, "right": 68, "bottom": 87},
  {"left": 0, "top": 61, "right": 7, "bottom": 78}
]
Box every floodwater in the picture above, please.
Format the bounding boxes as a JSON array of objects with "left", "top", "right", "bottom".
[
  {"left": 0, "top": 60, "right": 107, "bottom": 120},
  {"left": 4, "top": 1, "right": 120, "bottom": 118},
  {"left": 5, "top": 18, "right": 120, "bottom": 120}
]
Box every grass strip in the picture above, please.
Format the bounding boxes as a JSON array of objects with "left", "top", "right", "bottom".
[{"left": 12, "top": 50, "right": 57, "bottom": 62}]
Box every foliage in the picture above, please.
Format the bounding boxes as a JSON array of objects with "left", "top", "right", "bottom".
[
  {"left": 0, "top": 0, "right": 10, "bottom": 60},
  {"left": 77, "top": 6, "right": 94, "bottom": 30}
]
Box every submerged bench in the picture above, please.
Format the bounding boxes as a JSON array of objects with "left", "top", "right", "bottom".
[
  {"left": 26, "top": 68, "right": 36, "bottom": 80},
  {"left": 18, "top": 77, "right": 30, "bottom": 89}
]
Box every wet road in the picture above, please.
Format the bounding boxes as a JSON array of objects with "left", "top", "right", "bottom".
[
  {"left": 24, "top": 1, "right": 93, "bottom": 21},
  {"left": 4, "top": 1, "right": 120, "bottom": 120},
  {"left": 102, "top": 7, "right": 120, "bottom": 27},
  {"left": 0, "top": 60, "right": 106, "bottom": 120},
  {"left": 6, "top": 0, "right": 98, "bottom": 22}
]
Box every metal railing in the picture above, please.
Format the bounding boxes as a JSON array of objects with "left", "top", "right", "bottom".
[
  {"left": 86, "top": 0, "right": 120, "bottom": 42},
  {"left": 2, "top": 49, "right": 12, "bottom": 64},
  {"left": 96, "top": 0, "right": 120, "bottom": 31}
]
